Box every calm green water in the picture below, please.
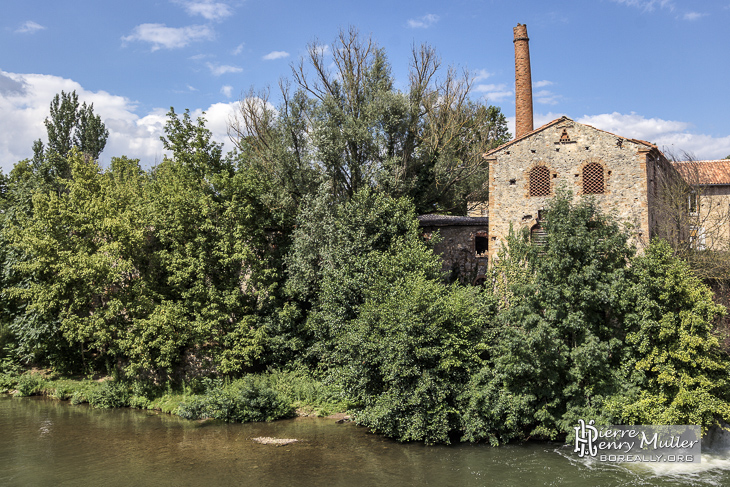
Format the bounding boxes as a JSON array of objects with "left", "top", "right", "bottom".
[{"left": 2, "top": 396, "right": 730, "bottom": 487}]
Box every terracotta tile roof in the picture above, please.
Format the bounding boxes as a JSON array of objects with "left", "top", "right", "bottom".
[
  {"left": 484, "top": 116, "right": 660, "bottom": 157},
  {"left": 671, "top": 160, "right": 730, "bottom": 185}
]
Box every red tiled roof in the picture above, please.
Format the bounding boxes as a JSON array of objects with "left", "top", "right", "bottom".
[{"left": 672, "top": 160, "right": 730, "bottom": 185}]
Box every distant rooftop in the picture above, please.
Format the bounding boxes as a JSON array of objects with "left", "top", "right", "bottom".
[{"left": 672, "top": 160, "right": 730, "bottom": 185}]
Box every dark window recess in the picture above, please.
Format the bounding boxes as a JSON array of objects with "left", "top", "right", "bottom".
[
  {"left": 560, "top": 129, "right": 571, "bottom": 142},
  {"left": 529, "top": 165, "right": 550, "bottom": 197},
  {"left": 475, "top": 235, "right": 489, "bottom": 255},
  {"left": 583, "top": 162, "right": 604, "bottom": 194}
]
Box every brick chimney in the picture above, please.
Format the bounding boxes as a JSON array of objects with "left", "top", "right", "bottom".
[{"left": 513, "top": 23, "right": 534, "bottom": 138}]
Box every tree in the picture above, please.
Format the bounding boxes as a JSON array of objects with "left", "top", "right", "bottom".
[
  {"left": 285, "top": 187, "right": 492, "bottom": 443},
  {"left": 461, "top": 188, "right": 635, "bottom": 444},
  {"left": 34, "top": 90, "right": 109, "bottom": 186},
  {"left": 609, "top": 239, "right": 730, "bottom": 429},
  {"left": 229, "top": 28, "right": 510, "bottom": 214},
  {"left": 160, "top": 107, "right": 228, "bottom": 179},
  {"left": 44, "top": 90, "right": 109, "bottom": 161}
]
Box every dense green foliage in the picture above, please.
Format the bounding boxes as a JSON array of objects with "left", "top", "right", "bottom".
[
  {"left": 178, "top": 376, "right": 294, "bottom": 422},
  {"left": 462, "top": 190, "right": 635, "bottom": 444},
  {"left": 611, "top": 240, "right": 730, "bottom": 427}
]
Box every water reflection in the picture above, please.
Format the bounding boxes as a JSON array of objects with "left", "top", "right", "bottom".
[{"left": 2, "top": 396, "right": 729, "bottom": 487}]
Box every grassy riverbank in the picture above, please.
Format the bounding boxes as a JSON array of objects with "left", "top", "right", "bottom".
[{"left": 0, "top": 367, "right": 350, "bottom": 420}]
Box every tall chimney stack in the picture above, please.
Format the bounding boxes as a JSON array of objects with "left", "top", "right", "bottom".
[{"left": 513, "top": 23, "right": 534, "bottom": 138}]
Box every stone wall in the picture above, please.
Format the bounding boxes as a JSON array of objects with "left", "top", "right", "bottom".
[{"left": 418, "top": 215, "right": 489, "bottom": 284}]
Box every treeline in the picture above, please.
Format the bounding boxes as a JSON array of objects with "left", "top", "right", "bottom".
[{"left": 2, "top": 31, "right": 730, "bottom": 445}]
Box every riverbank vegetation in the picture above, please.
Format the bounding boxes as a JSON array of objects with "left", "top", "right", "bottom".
[{"left": 2, "top": 30, "right": 730, "bottom": 444}]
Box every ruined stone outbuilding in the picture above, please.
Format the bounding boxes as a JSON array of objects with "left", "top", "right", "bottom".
[{"left": 418, "top": 214, "right": 489, "bottom": 284}]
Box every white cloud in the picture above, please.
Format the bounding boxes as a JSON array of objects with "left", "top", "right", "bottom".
[
  {"left": 232, "top": 43, "right": 244, "bottom": 55},
  {"left": 534, "top": 80, "right": 553, "bottom": 88},
  {"left": 189, "top": 102, "right": 239, "bottom": 146},
  {"left": 206, "top": 62, "right": 243, "bottom": 76},
  {"left": 16, "top": 21, "right": 46, "bottom": 34},
  {"left": 475, "top": 83, "right": 513, "bottom": 103},
  {"left": 609, "top": 0, "right": 675, "bottom": 12},
  {"left": 221, "top": 85, "right": 233, "bottom": 98},
  {"left": 472, "top": 69, "right": 492, "bottom": 83},
  {"left": 534, "top": 89, "right": 561, "bottom": 105},
  {"left": 407, "top": 14, "right": 439, "bottom": 29},
  {"left": 683, "top": 11, "right": 706, "bottom": 20},
  {"left": 122, "top": 23, "right": 214, "bottom": 51},
  {"left": 313, "top": 44, "right": 330, "bottom": 56},
  {"left": 262, "top": 50, "right": 290, "bottom": 61},
  {"left": 577, "top": 112, "right": 730, "bottom": 160},
  {"left": 0, "top": 70, "right": 245, "bottom": 173},
  {"left": 175, "top": 0, "right": 233, "bottom": 21},
  {"left": 578, "top": 112, "right": 688, "bottom": 140}
]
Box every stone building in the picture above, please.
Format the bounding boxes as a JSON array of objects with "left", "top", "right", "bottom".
[
  {"left": 421, "top": 23, "right": 723, "bottom": 279},
  {"left": 482, "top": 23, "right": 684, "bottom": 262},
  {"left": 484, "top": 116, "right": 675, "bottom": 261},
  {"left": 671, "top": 160, "right": 730, "bottom": 251}
]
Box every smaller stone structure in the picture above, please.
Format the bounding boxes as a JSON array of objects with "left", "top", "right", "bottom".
[{"left": 418, "top": 214, "right": 489, "bottom": 284}]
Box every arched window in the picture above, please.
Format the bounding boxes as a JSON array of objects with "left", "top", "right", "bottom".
[
  {"left": 582, "top": 162, "right": 604, "bottom": 194},
  {"left": 529, "top": 166, "right": 550, "bottom": 197}
]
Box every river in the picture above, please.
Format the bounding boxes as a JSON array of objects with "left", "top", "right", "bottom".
[{"left": 2, "top": 395, "right": 730, "bottom": 486}]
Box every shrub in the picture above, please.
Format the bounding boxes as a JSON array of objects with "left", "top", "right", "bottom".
[
  {"left": 178, "top": 376, "right": 293, "bottom": 422},
  {"left": 15, "top": 373, "right": 47, "bottom": 396},
  {"left": 88, "top": 381, "right": 129, "bottom": 409}
]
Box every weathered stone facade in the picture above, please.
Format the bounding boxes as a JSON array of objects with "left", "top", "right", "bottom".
[
  {"left": 485, "top": 116, "right": 674, "bottom": 261},
  {"left": 418, "top": 215, "right": 489, "bottom": 283}
]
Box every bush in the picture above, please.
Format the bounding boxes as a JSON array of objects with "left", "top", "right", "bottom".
[
  {"left": 269, "top": 368, "right": 349, "bottom": 416},
  {"left": 15, "top": 372, "right": 47, "bottom": 396},
  {"left": 88, "top": 381, "right": 129, "bottom": 409},
  {"left": 178, "top": 376, "right": 293, "bottom": 422}
]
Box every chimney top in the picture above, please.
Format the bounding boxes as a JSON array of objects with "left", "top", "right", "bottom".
[{"left": 513, "top": 23, "right": 534, "bottom": 138}]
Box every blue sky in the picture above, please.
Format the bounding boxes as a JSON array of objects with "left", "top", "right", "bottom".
[{"left": 2, "top": 0, "right": 729, "bottom": 172}]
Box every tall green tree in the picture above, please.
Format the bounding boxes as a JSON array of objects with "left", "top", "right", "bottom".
[
  {"left": 461, "top": 189, "right": 635, "bottom": 444},
  {"left": 35, "top": 90, "right": 109, "bottom": 185},
  {"left": 230, "top": 28, "right": 510, "bottom": 214},
  {"left": 610, "top": 239, "right": 730, "bottom": 428},
  {"left": 44, "top": 90, "right": 109, "bottom": 161}
]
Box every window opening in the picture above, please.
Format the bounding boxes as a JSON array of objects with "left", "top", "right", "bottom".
[
  {"left": 582, "top": 162, "right": 604, "bottom": 194},
  {"left": 475, "top": 233, "right": 489, "bottom": 256},
  {"left": 529, "top": 166, "right": 550, "bottom": 197},
  {"left": 690, "top": 226, "right": 705, "bottom": 250},
  {"left": 688, "top": 191, "right": 698, "bottom": 215}
]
